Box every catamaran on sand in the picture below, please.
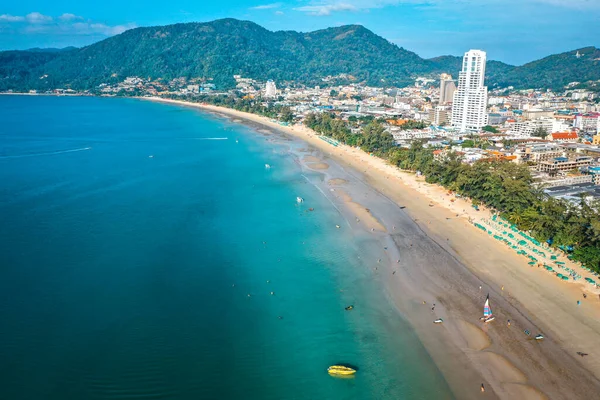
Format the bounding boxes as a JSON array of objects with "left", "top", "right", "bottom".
[{"left": 479, "top": 295, "right": 495, "bottom": 323}]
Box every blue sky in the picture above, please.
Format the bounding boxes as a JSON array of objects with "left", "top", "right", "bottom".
[{"left": 1, "top": 0, "right": 599, "bottom": 65}]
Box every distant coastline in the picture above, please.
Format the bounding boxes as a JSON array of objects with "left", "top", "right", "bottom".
[{"left": 143, "top": 96, "right": 600, "bottom": 400}]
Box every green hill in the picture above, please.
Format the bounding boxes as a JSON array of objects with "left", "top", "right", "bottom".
[
  {"left": 428, "top": 55, "right": 515, "bottom": 86},
  {"left": 0, "top": 19, "right": 428, "bottom": 91},
  {"left": 0, "top": 18, "right": 598, "bottom": 91},
  {"left": 494, "top": 47, "right": 600, "bottom": 89}
]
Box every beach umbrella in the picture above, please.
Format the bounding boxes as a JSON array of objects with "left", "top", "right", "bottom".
[{"left": 528, "top": 261, "right": 536, "bottom": 265}]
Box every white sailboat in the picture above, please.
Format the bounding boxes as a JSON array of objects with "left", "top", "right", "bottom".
[{"left": 480, "top": 295, "right": 495, "bottom": 323}]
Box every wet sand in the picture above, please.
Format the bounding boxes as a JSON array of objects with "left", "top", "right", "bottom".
[{"left": 143, "top": 97, "right": 600, "bottom": 399}]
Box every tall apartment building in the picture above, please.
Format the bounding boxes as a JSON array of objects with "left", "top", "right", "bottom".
[
  {"left": 574, "top": 113, "right": 600, "bottom": 133},
  {"left": 429, "top": 105, "right": 451, "bottom": 126},
  {"left": 451, "top": 50, "right": 488, "bottom": 133},
  {"left": 265, "top": 80, "right": 277, "bottom": 98},
  {"left": 439, "top": 73, "right": 456, "bottom": 104}
]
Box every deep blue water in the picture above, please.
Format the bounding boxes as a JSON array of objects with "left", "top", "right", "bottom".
[{"left": 0, "top": 96, "right": 452, "bottom": 399}]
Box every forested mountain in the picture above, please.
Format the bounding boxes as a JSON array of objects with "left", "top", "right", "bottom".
[
  {"left": 428, "top": 56, "right": 516, "bottom": 86},
  {"left": 494, "top": 47, "right": 600, "bottom": 89},
  {"left": 0, "top": 18, "right": 598, "bottom": 91}
]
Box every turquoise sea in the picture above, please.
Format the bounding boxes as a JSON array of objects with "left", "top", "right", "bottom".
[{"left": 0, "top": 96, "right": 452, "bottom": 399}]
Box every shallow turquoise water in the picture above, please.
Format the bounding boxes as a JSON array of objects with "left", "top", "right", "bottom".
[{"left": 0, "top": 96, "right": 452, "bottom": 399}]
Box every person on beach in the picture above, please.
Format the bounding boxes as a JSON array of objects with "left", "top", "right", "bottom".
[
  {"left": 481, "top": 383, "right": 485, "bottom": 393},
  {"left": 507, "top": 319, "right": 511, "bottom": 327}
]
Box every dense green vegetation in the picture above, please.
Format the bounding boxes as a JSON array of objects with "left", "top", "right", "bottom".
[
  {"left": 496, "top": 47, "right": 600, "bottom": 90},
  {"left": 398, "top": 120, "right": 428, "bottom": 130},
  {"left": 0, "top": 19, "right": 426, "bottom": 91},
  {"left": 1, "top": 18, "right": 598, "bottom": 92},
  {"left": 0, "top": 50, "right": 64, "bottom": 85},
  {"left": 532, "top": 127, "right": 549, "bottom": 139},
  {"left": 302, "top": 111, "right": 600, "bottom": 273},
  {"left": 482, "top": 125, "right": 499, "bottom": 133},
  {"left": 428, "top": 56, "right": 515, "bottom": 87}
]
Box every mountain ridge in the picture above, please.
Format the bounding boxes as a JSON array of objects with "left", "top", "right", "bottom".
[{"left": 0, "top": 18, "right": 598, "bottom": 91}]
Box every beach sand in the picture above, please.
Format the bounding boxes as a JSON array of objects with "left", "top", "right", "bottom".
[{"left": 144, "top": 97, "right": 600, "bottom": 399}]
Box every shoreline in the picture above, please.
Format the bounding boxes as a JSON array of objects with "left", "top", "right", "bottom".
[{"left": 143, "top": 96, "right": 600, "bottom": 399}]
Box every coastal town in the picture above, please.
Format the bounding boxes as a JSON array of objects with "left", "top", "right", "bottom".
[{"left": 18, "top": 49, "right": 600, "bottom": 204}]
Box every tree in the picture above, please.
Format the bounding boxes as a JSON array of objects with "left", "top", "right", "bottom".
[
  {"left": 330, "top": 89, "right": 338, "bottom": 97},
  {"left": 279, "top": 107, "right": 294, "bottom": 123},
  {"left": 358, "top": 121, "right": 394, "bottom": 154},
  {"left": 482, "top": 125, "right": 499, "bottom": 133},
  {"left": 534, "top": 127, "right": 549, "bottom": 138}
]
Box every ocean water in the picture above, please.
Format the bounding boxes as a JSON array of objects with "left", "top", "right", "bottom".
[{"left": 0, "top": 96, "right": 452, "bottom": 399}]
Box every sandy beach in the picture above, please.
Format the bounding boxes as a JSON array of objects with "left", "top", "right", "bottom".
[{"left": 144, "top": 97, "right": 600, "bottom": 399}]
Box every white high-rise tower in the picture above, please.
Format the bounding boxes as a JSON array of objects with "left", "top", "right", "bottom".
[
  {"left": 265, "top": 80, "right": 277, "bottom": 98},
  {"left": 451, "top": 50, "right": 488, "bottom": 133}
]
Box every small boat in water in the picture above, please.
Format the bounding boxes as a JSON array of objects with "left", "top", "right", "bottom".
[
  {"left": 345, "top": 305, "right": 354, "bottom": 311},
  {"left": 433, "top": 318, "right": 444, "bottom": 324},
  {"left": 328, "top": 365, "right": 356, "bottom": 376},
  {"left": 296, "top": 196, "right": 304, "bottom": 203},
  {"left": 265, "top": 164, "right": 271, "bottom": 169},
  {"left": 479, "top": 295, "right": 495, "bottom": 323},
  {"left": 335, "top": 224, "right": 340, "bottom": 229}
]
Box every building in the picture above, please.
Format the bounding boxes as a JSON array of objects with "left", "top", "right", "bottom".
[
  {"left": 522, "top": 109, "right": 555, "bottom": 120},
  {"left": 487, "top": 113, "right": 507, "bottom": 125},
  {"left": 514, "top": 143, "right": 564, "bottom": 164},
  {"left": 429, "top": 105, "right": 451, "bottom": 126},
  {"left": 574, "top": 113, "right": 600, "bottom": 133},
  {"left": 539, "top": 175, "right": 593, "bottom": 188},
  {"left": 265, "top": 80, "right": 277, "bottom": 98},
  {"left": 507, "top": 118, "right": 571, "bottom": 137},
  {"left": 451, "top": 50, "right": 488, "bottom": 133},
  {"left": 439, "top": 73, "right": 456, "bottom": 104},
  {"left": 544, "top": 183, "right": 600, "bottom": 201},
  {"left": 538, "top": 156, "right": 593, "bottom": 173},
  {"left": 549, "top": 131, "right": 579, "bottom": 143}
]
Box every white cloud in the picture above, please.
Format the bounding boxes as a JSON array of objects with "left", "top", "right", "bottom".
[
  {"left": 59, "top": 13, "right": 84, "bottom": 22},
  {"left": 293, "top": 0, "right": 600, "bottom": 16},
  {"left": 250, "top": 3, "right": 282, "bottom": 10},
  {"left": 0, "top": 11, "right": 135, "bottom": 37},
  {"left": 275, "top": 10, "right": 285, "bottom": 15},
  {"left": 295, "top": 3, "right": 359, "bottom": 16},
  {"left": 26, "top": 12, "right": 53, "bottom": 24},
  {"left": 72, "top": 22, "right": 136, "bottom": 36},
  {"left": 0, "top": 14, "right": 25, "bottom": 22}
]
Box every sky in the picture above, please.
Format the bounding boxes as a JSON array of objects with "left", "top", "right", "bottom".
[{"left": 1, "top": 0, "right": 599, "bottom": 65}]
